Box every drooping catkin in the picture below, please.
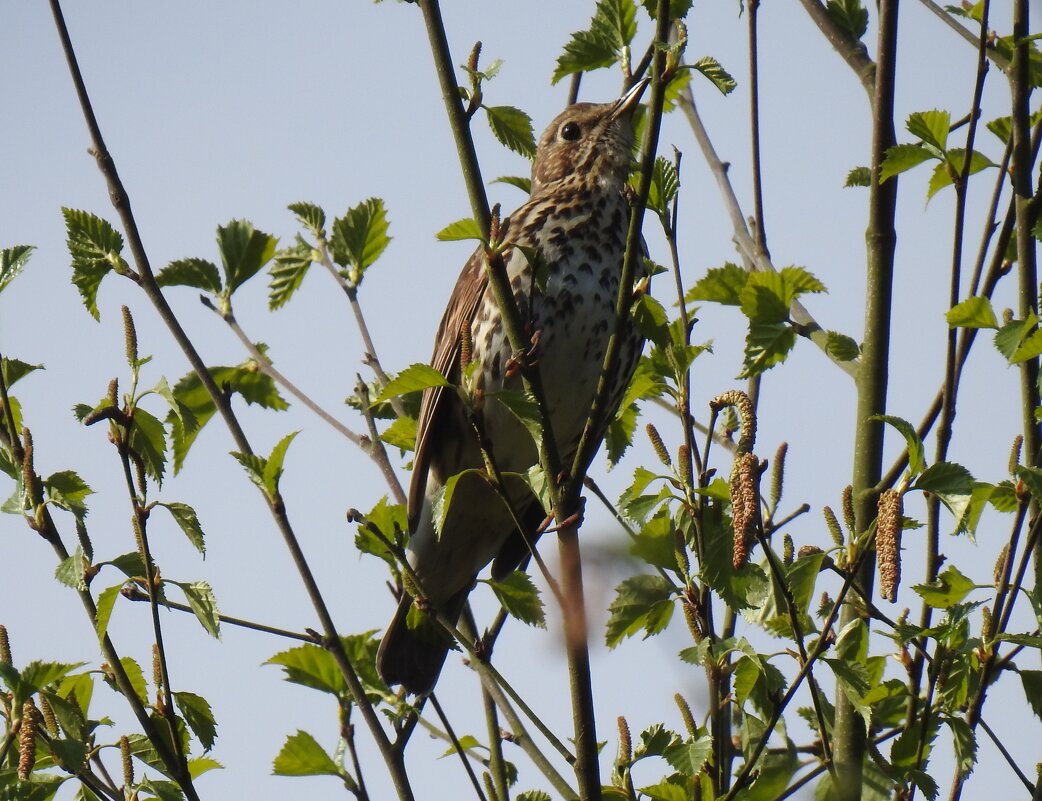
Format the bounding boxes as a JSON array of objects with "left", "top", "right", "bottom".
[
  {"left": 646, "top": 423, "right": 670, "bottom": 466},
  {"left": 730, "top": 451, "right": 761, "bottom": 569},
  {"left": 18, "top": 699, "right": 37, "bottom": 780},
  {"left": 876, "top": 489, "right": 903, "bottom": 602}
]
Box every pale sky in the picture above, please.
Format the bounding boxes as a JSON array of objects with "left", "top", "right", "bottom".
[{"left": 1, "top": 2, "right": 1036, "bottom": 800}]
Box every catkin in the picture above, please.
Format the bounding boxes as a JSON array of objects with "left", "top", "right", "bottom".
[{"left": 876, "top": 489, "right": 903, "bottom": 602}]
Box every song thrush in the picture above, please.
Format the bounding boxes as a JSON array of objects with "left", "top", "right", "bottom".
[{"left": 377, "top": 81, "right": 649, "bottom": 694}]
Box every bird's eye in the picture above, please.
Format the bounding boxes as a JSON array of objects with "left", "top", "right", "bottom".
[{"left": 560, "top": 121, "right": 581, "bottom": 141}]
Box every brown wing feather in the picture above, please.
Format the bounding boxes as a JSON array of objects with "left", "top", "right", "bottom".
[{"left": 408, "top": 245, "right": 490, "bottom": 529}]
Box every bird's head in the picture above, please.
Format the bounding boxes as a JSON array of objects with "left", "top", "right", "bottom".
[{"left": 530, "top": 79, "right": 648, "bottom": 197}]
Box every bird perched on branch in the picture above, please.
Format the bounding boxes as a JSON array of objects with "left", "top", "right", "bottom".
[{"left": 378, "top": 80, "right": 650, "bottom": 694}]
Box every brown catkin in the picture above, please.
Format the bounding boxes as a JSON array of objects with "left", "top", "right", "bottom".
[
  {"left": 841, "top": 485, "right": 856, "bottom": 535},
  {"left": 18, "top": 699, "right": 37, "bottom": 780},
  {"left": 710, "top": 390, "right": 756, "bottom": 452},
  {"left": 0, "top": 624, "right": 10, "bottom": 665},
  {"left": 770, "top": 442, "right": 788, "bottom": 509},
  {"left": 121, "top": 305, "right": 138, "bottom": 366},
  {"left": 1009, "top": 434, "right": 1023, "bottom": 475},
  {"left": 823, "top": 505, "right": 844, "bottom": 547},
  {"left": 876, "top": 489, "right": 903, "bottom": 602},
  {"left": 467, "top": 41, "right": 481, "bottom": 73},
  {"left": 646, "top": 423, "right": 670, "bottom": 466},
  {"left": 120, "top": 735, "right": 134, "bottom": 787},
  {"left": 107, "top": 377, "right": 119, "bottom": 407},
  {"left": 730, "top": 451, "right": 761, "bottom": 569}
]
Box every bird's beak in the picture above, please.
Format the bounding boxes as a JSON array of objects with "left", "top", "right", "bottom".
[{"left": 610, "top": 78, "right": 650, "bottom": 120}]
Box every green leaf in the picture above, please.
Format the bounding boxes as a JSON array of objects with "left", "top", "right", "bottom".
[
  {"left": 262, "top": 431, "right": 298, "bottom": 496},
  {"left": 914, "top": 461, "right": 974, "bottom": 496},
  {"left": 907, "top": 109, "right": 951, "bottom": 152},
  {"left": 994, "top": 314, "right": 1042, "bottom": 363},
  {"left": 945, "top": 714, "right": 976, "bottom": 776},
  {"left": 488, "top": 389, "right": 543, "bottom": 445},
  {"left": 45, "top": 470, "right": 93, "bottom": 520},
  {"left": 825, "top": 330, "right": 860, "bottom": 361},
  {"left": 155, "top": 258, "right": 223, "bottom": 294},
  {"left": 485, "top": 105, "right": 536, "bottom": 158},
  {"left": 691, "top": 56, "right": 736, "bottom": 95},
  {"left": 641, "top": 0, "right": 694, "bottom": 18},
  {"left": 740, "top": 272, "right": 790, "bottom": 323},
  {"left": 158, "top": 502, "right": 206, "bottom": 556},
  {"left": 827, "top": 0, "right": 869, "bottom": 39},
  {"left": 288, "top": 201, "right": 327, "bottom": 239},
  {"left": 516, "top": 792, "right": 553, "bottom": 801},
  {"left": 845, "top": 166, "right": 871, "bottom": 187},
  {"left": 552, "top": 0, "right": 637, "bottom": 84},
  {"left": 946, "top": 296, "right": 998, "bottom": 329},
  {"left": 375, "top": 363, "right": 452, "bottom": 403},
  {"left": 605, "top": 402, "right": 638, "bottom": 468},
  {"left": 664, "top": 735, "right": 713, "bottom": 776},
  {"left": 605, "top": 574, "right": 676, "bottom": 648},
  {"left": 698, "top": 501, "right": 770, "bottom": 610},
  {"left": 927, "top": 149, "right": 996, "bottom": 200},
  {"left": 1015, "top": 466, "right": 1042, "bottom": 504},
  {"left": 379, "top": 414, "right": 417, "bottom": 453},
  {"left": 741, "top": 322, "right": 796, "bottom": 377},
  {"left": 486, "top": 571, "right": 546, "bottom": 627},
  {"left": 685, "top": 263, "right": 748, "bottom": 305},
  {"left": 331, "top": 197, "right": 392, "bottom": 281},
  {"left": 871, "top": 414, "right": 925, "bottom": 476},
  {"left": 734, "top": 652, "right": 787, "bottom": 717},
  {"left": 128, "top": 407, "right": 168, "bottom": 486},
  {"left": 167, "top": 359, "right": 288, "bottom": 473},
  {"left": 646, "top": 157, "right": 680, "bottom": 219},
  {"left": 0, "top": 244, "right": 34, "bottom": 294},
  {"left": 266, "top": 643, "right": 346, "bottom": 697},
  {"left": 63, "top": 208, "right": 126, "bottom": 320},
  {"left": 1019, "top": 670, "right": 1042, "bottom": 720},
  {"left": 630, "top": 506, "right": 679, "bottom": 571},
  {"left": 95, "top": 583, "right": 122, "bottom": 643},
  {"left": 216, "top": 219, "right": 278, "bottom": 295},
  {"left": 171, "top": 580, "right": 221, "bottom": 638},
  {"left": 19, "top": 661, "right": 86, "bottom": 694},
  {"left": 113, "top": 656, "right": 148, "bottom": 705},
  {"left": 638, "top": 777, "right": 691, "bottom": 801},
  {"left": 632, "top": 294, "right": 670, "bottom": 347},
  {"left": 273, "top": 730, "right": 341, "bottom": 777},
  {"left": 269, "top": 237, "right": 315, "bottom": 310},
  {"left": 912, "top": 565, "right": 975, "bottom": 609},
  {"left": 1, "top": 357, "right": 42, "bottom": 389},
  {"left": 436, "top": 217, "right": 485, "bottom": 242},
  {"left": 493, "top": 175, "right": 532, "bottom": 194},
  {"left": 173, "top": 691, "right": 217, "bottom": 751},
  {"left": 187, "top": 756, "right": 223, "bottom": 778},
  {"left": 55, "top": 546, "right": 88, "bottom": 591},
  {"left": 880, "top": 143, "right": 935, "bottom": 182},
  {"left": 232, "top": 450, "right": 268, "bottom": 493}
]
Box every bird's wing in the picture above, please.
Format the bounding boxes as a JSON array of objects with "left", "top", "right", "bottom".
[{"left": 407, "top": 244, "right": 490, "bottom": 530}]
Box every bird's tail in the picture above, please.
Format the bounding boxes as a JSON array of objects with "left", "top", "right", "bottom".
[{"left": 377, "top": 588, "right": 468, "bottom": 695}]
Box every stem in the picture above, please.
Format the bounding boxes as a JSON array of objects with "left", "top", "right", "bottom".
[
  {"left": 834, "top": 1, "right": 899, "bottom": 797},
  {"left": 429, "top": 693, "right": 489, "bottom": 801}
]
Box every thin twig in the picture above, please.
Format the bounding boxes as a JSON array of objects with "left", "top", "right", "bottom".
[{"left": 430, "top": 693, "right": 489, "bottom": 801}]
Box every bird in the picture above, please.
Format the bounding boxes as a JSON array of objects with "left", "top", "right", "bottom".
[{"left": 377, "top": 80, "right": 650, "bottom": 695}]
